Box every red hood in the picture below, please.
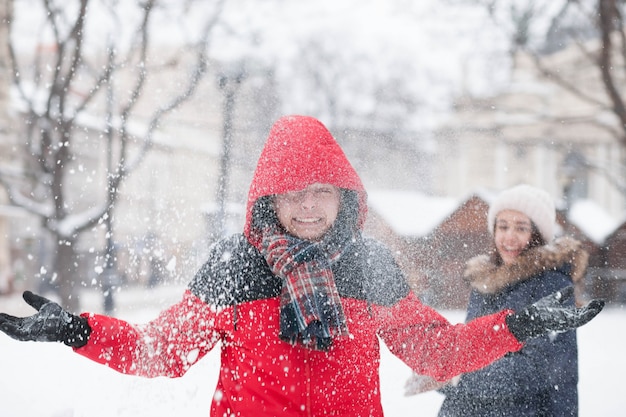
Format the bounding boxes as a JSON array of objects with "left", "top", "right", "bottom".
[{"left": 244, "top": 115, "right": 367, "bottom": 248}]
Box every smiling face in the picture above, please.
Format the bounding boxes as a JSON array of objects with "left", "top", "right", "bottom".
[
  {"left": 274, "top": 183, "right": 341, "bottom": 241},
  {"left": 494, "top": 209, "right": 533, "bottom": 265}
]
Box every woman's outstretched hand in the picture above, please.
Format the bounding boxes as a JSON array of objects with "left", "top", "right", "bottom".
[
  {"left": 505, "top": 286, "right": 605, "bottom": 342},
  {"left": 0, "top": 291, "right": 91, "bottom": 347}
]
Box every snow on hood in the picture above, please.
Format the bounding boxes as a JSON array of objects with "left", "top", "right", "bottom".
[{"left": 243, "top": 115, "right": 367, "bottom": 248}]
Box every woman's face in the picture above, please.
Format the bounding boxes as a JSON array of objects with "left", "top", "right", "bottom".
[
  {"left": 494, "top": 209, "right": 533, "bottom": 265},
  {"left": 274, "top": 183, "right": 341, "bottom": 241}
]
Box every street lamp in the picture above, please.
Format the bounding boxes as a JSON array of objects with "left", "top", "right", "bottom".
[
  {"left": 561, "top": 150, "right": 588, "bottom": 210},
  {"left": 215, "top": 61, "right": 247, "bottom": 239}
]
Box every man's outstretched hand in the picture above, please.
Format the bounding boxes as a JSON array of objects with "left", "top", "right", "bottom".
[
  {"left": 506, "top": 286, "right": 605, "bottom": 342},
  {"left": 0, "top": 291, "right": 91, "bottom": 348}
]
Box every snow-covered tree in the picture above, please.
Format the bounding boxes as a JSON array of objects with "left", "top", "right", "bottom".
[{"left": 0, "top": 0, "right": 226, "bottom": 310}]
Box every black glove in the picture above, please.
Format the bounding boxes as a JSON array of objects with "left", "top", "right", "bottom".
[
  {"left": 505, "top": 285, "right": 605, "bottom": 342},
  {"left": 0, "top": 291, "right": 91, "bottom": 348}
]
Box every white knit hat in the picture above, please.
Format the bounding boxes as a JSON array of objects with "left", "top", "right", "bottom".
[{"left": 487, "top": 184, "right": 556, "bottom": 242}]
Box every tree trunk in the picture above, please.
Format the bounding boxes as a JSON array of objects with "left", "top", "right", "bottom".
[{"left": 54, "top": 238, "right": 81, "bottom": 312}]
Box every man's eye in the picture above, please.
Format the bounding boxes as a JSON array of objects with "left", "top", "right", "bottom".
[{"left": 315, "top": 188, "right": 332, "bottom": 196}]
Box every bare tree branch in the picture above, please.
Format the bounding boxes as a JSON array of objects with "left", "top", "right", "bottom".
[
  {"left": 121, "top": 0, "right": 226, "bottom": 176},
  {"left": 528, "top": 51, "right": 608, "bottom": 107},
  {"left": 598, "top": 0, "right": 626, "bottom": 141},
  {"left": 1, "top": 0, "right": 227, "bottom": 309}
]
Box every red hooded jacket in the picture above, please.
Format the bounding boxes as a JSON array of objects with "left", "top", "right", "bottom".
[{"left": 75, "top": 115, "right": 523, "bottom": 416}]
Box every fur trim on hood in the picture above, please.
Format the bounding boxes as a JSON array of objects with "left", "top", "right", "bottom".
[{"left": 464, "top": 236, "right": 589, "bottom": 304}]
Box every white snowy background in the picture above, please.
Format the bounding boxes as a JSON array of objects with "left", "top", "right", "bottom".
[{"left": 0, "top": 283, "right": 623, "bottom": 417}]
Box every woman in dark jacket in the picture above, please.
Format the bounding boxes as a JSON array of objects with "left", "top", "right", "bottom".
[{"left": 438, "top": 184, "right": 589, "bottom": 417}]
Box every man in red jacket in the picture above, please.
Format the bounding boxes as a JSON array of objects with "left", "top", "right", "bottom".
[{"left": 0, "top": 115, "right": 603, "bottom": 416}]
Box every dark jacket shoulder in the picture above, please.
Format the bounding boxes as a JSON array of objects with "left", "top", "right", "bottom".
[
  {"left": 188, "top": 234, "right": 410, "bottom": 307},
  {"left": 188, "top": 234, "right": 279, "bottom": 306}
]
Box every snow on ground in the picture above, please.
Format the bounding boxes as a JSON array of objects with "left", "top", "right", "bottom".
[{"left": 0, "top": 284, "right": 623, "bottom": 417}]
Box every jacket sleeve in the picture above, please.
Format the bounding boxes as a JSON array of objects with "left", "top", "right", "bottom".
[
  {"left": 375, "top": 292, "right": 523, "bottom": 382},
  {"left": 359, "top": 238, "right": 523, "bottom": 381},
  {"left": 74, "top": 290, "right": 222, "bottom": 378}
]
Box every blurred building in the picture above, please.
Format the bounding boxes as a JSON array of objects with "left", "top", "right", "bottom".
[
  {"left": 366, "top": 189, "right": 493, "bottom": 309},
  {"left": 431, "top": 49, "right": 625, "bottom": 219}
]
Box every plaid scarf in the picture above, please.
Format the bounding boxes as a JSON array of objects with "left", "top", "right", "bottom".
[{"left": 261, "top": 224, "right": 351, "bottom": 351}]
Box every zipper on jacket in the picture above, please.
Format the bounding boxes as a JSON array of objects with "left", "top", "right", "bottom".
[
  {"left": 305, "top": 349, "right": 312, "bottom": 417},
  {"left": 233, "top": 261, "right": 239, "bottom": 331}
]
